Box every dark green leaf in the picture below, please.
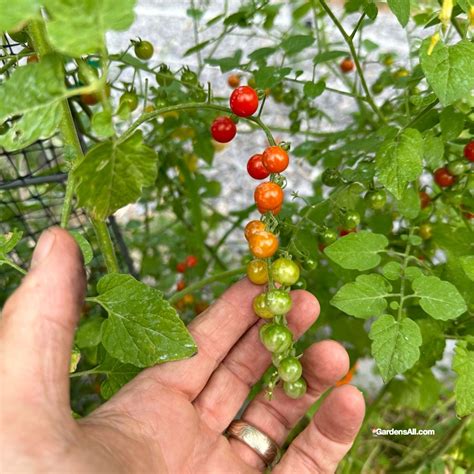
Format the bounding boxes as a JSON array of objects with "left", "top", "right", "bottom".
[{"left": 280, "top": 35, "right": 314, "bottom": 55}]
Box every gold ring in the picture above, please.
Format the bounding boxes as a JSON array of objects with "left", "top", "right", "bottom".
[{"left": 226, "top": 420, "right": 281, "bottom": 467}]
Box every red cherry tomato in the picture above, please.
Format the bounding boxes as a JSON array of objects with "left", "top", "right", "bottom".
[
  {"left": 229, "top": 86, "right": 259, "bottom": 117},
  {"left": 247, "top": 154, "right": 270, "bottom": 180},
  {"left": 434, "top": 168, "right": 455, "bottom": 188},
  {"left": 176, "top": 280, "right": 186, "bottom": 291},
  {"left": 419, "top": 191, "right": 431, "bottom": 209},
  {"left": 186, "top": 255, "right": 198, "bottom": 267},
  {"left": 176, "top": 262, "right": 187, "bottom": 273},
  {"left": 254, "top": 182, "right": 284, "bottom": 211},
  {"left": 262, "top": 146, "right": 289, "bottom": 173},
  {"left": 27, "top": 54, "right": 38, "bottom": 64},
  {"left": 340, "top": 58, "right": 354, "bottom": 73},
  {"left": 464, "top": 141, "right": 474, "bottom": 162},
  {"left": 210, "top": 116, "right": 237, "bottom": 143},
  {"left": 257, "top": 204, "right": 282, "bottom": 215},
  {"left": 339, "top": 228, "right": 357, "bottom": 237}
]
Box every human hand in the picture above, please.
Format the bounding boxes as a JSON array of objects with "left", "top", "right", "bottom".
[{"left": 0, "top": 227, "right": 365, "bottom": 473}]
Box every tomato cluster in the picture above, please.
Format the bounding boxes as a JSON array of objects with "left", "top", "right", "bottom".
[
  {"left": 176, "top": 255, "right": 198, "bottom": 273},
  {"left": 208, "top": 85, "right": 307, "bottom": 398}
]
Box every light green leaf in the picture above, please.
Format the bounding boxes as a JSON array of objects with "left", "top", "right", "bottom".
[
  {"left": 422, "top": 133, "right": 444, "bottom": 168},
  {"left": 417, "top": 319, "right": 446, "bottom": 367},
  {"left": 412, "top": 275, "right": 467, "bottom": 320},
  {"left": 369, "top": 315, "right": 422, "bottom": 381},
  {"left": 70, "top": 231, "right": 93, "bottom": 265},
  {"left": 97, "top": 353, "right": 140, "bottom": 399},
  {"left": 405, "top": 266, "right": 423, "bottom": 281},
  {"left": 93, "top": 274, "right": 197, "bottom": 367},
  {"left": 0, "top": 55, "right": 65, "bottom": 151},
  {"left": 440, "top": 106, "right": 465, "bottom": 141},
  {"left": 460, "top": 256, "right": 474, "bottom": 281},
  {"left": 397, "top": 185, "right": 420, "bottom": 219},
  {"left": 303, "top": 80, "right": 326, "bottom": 99},
  {"left": 91, "top": 110, "right": 115, "bottom": 138},
  {"left": 375, "top": 128, "right": 423, "bottom": 199},
  {"left": 44, "top": 0, "right": 136, "bottom": 56},
  {"left": 331, "top": 274, "right": 392, "bottom": 318},
  {"left": 383, "top": 261, "right": 402, "bottom": 281},
  {"left": 0, "top": 229, "right": 23, "bottom": 257},
  {"left": 453, "top": 341, "right": 474, "bottom": 416},
  {"left": 280, "top": 35, "right": 314, "bottom": 55},
  {"left": 75, "top": 317, "right": 104, "bottom": 349},
  {"left": 420, "top": 39, "right": 474, "bottom": 106},
  {"left": 0, "top": 0, "right": 40, "bottom": 31},
  {"left": 324, "top": 231, "right": 388, "bottom": 271},
  {"left": 387, "top": 0, "right": 410, "bottom": 27},
  {"left": 73, "top": 131, "right": 157, "bottom": 220}
]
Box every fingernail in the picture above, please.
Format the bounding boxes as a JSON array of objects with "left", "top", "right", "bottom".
[{"left": 31, "top": 229, "right": 56, "bottom": 268}]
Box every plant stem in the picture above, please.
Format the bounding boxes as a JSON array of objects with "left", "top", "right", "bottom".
[
  {"left": 92, "top": 218, "right": 120, "bottom": 273},
  {"left": 318, "top": 0, "right": 385, "bottom": 123},
  {"left": 1, "top": 260, "right": 27, "bottom": 275},
  {"left": 119, "top": 103, "right": 276, "bottom": 146},
  {"left": 168, "top": 265, "right": 246, "bottom": 304},
  {"left": 28, "top": 18, "right": 84, "bottom": 229}
]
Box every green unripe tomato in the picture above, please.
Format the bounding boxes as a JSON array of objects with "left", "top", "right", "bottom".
[
  {"left": 290, "top": 120, "right": 301, "bottom": 133},
  {"left": 419, "top": 223, "right": 433, "bottom": 240},
  {"left": 366, "top": 190, "right": 386, "bottom": 210},
  {"left": 271, "top": 258, "right": 300, "bottom": 286},
  {"left": 289, "top": 110, "right": 299, "bottom": 121},
  {"left": 302, "top": 258, "right": 318, "bottom": 271},
  {"left": 282, "top": 89, "right": 296, "bottom": 105},
  {"left": 156, "top": 64, "right": 173, "bottom": 86},
  {"left": 192, "top": 87, "right": 207, "bottom": 102},
  {"left": 371, "top": 82, "right": 384, "bottom": 95},
  {"left": 272, "top": 352, "right": 285, "bottom": 367},
  {"left": 134, "top": 40, "right": 154, "bottom": 60},
  {"left": 342, "top": 210, "right": 360, "bottom": 230},
  {"left": 120, "top": 91, "right": 139, "bottom": 111},
  {"left": 278, "top": 356, "right": 303, "bottom": 383},
  {"left": 298, "top": 98, "right": 309, "bottom": 109},
  {"left": 283, "top": 378, "right": 307, "bottom": 399},
  {"left": 181, "top": 68, "right": 198, "bottom": 85},
  {"left": 321, "top": 168, "right": 341, "bottom": 187},
  {"left": 307, "top": 107, "right": 318, "bottom": 118},
  {"left": 320, "top": 228, "right": 337, "bottom": 245},
  {"left": 253, "top": 293, "right": 274, "bottom": 319},
  {"left": 292, "top": 278, "right": 307, "bottom": 290},
  {"left": 447, "top": 160, "right": 468, "bottom": 177},
  {"left": 260, "top": 324, "right": 293, "bottom": 353},
  {"left": 259, "top": 323, "right": 272, "bottom": 340},
  {"left": 265, "top": 289, "right": 292, "bottom": 315}
]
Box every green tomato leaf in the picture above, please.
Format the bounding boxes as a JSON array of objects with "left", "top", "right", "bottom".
[
  {"left": 93, "top": 274, "right": 197, "bottom": 367},
  {"left": 97, "top": 352, "right": 141, "bottom": 399},
  {"left": 412, "top": 275, "right": 467, "bottom": 320},
  {"left": 0, "top": 0, "right": 40, "bottom": 31},
  {"left": 303, "top": 80, "right": 326, "bottom": 99},
  {"left": 0, "top": 55, "right": 66, "bottom": 151},
  {"left": 73, "top": 130, "right": 157, "bottom": 220},
  {"left": 453, "top": 341, "right": 474, "bottom": 416},
  {"left": 331, "top": 274, "right": 392, "bottom": 319},
  {"left": 44, "top": 0, "right": 136, "bottom": 56},
  {"left": 420, "top": 39, "right": 474, "bottom": 106},
  {"left": 375, "top": 128, "right": 423, "bottom": 200},
  {"left": 397, "top": 185, "right": 420, "bottom": 220},
  {"left": 0, "top": 229, "right": 23, "bottom": 257},
  {"left": 417, "top": 319, "right": 446, "bottom": 367},
  {"left": 422, "top": 133, "right": 444, "bottom": 168},
  {"left": 383, "top": 261, "right": 402, "bottom": 281},
  {"left": 75, "top": 317, "right": 104, "bottom": 349},
  {"left": 91, "top": 110, "right": 115, "bottom": 138},
  {"left": 440, "top": 106, "right": 465, "bottom": 141},
  {"left": 280, "top": 35, "right": 314, "bottom": 55},
  {"left": 324, "top": 231, "right": 389, "bottom": 271},
  {"left": 313, "top": 50, "right": 348, "bottom": 65},
  {"left": 369, "top": 315, "right": 422, "bottom": 382},
  {"left": 460, "top": 256, "right": 474, "bottom": 281},
  {"left": 387, "top": 0, "right": 410, "bottom": 27}
]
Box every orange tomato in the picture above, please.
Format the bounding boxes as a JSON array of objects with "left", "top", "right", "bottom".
[
  {"left": 248, "top": 231, "right": 279, "bottom": 258},
  {"left": 336, "top": 363, "right": 358, "bottom": 386},
  {"left": 254, "top": 182, "right": 283, "bottom": 212},
  {"left": 340, "top": 57, "right": 354, "bottom": 73},
  {"left": 244, "top": 220, "right": 265, "bottom": 241},
  {"left": 227, "top": 74, "right": 241, "bottom": 88},
  {"left": 262, "top": 146, "right": 289, "bottom": 173}
]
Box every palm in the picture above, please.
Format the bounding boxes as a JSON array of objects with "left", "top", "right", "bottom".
[{"left": 1, "top": 229, "right": 364, "bottom": 473}]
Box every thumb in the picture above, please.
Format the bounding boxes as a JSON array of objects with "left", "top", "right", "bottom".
[{"left": 0, "top": 227, "right": 86, "bottom": 414}]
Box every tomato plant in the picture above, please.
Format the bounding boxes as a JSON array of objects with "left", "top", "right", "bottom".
[{"left": 1, "top": 0, "right": 474, "bottom": 471}]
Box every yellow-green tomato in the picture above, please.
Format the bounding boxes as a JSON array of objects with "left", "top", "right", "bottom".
[
  {"left": 283, "top": 378, "right": 307, "bottom": 399},
  {"left": 271, "top": 258, "right": 300, "bottom": 286},
  {"left": 260, "top": 324, "right": 293, "bottom": 353},
  {"left": 247, "top": 259, "right": 268, "bottom": 285},
  {"left": 253, "top": 293, "right": 273, "bottom": 319},
  {"left": 278, "top": 356, "right": 302, "bottom": 383},
  {"left": 265, "top": 289, "right": 292, "bottom": 315}
]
